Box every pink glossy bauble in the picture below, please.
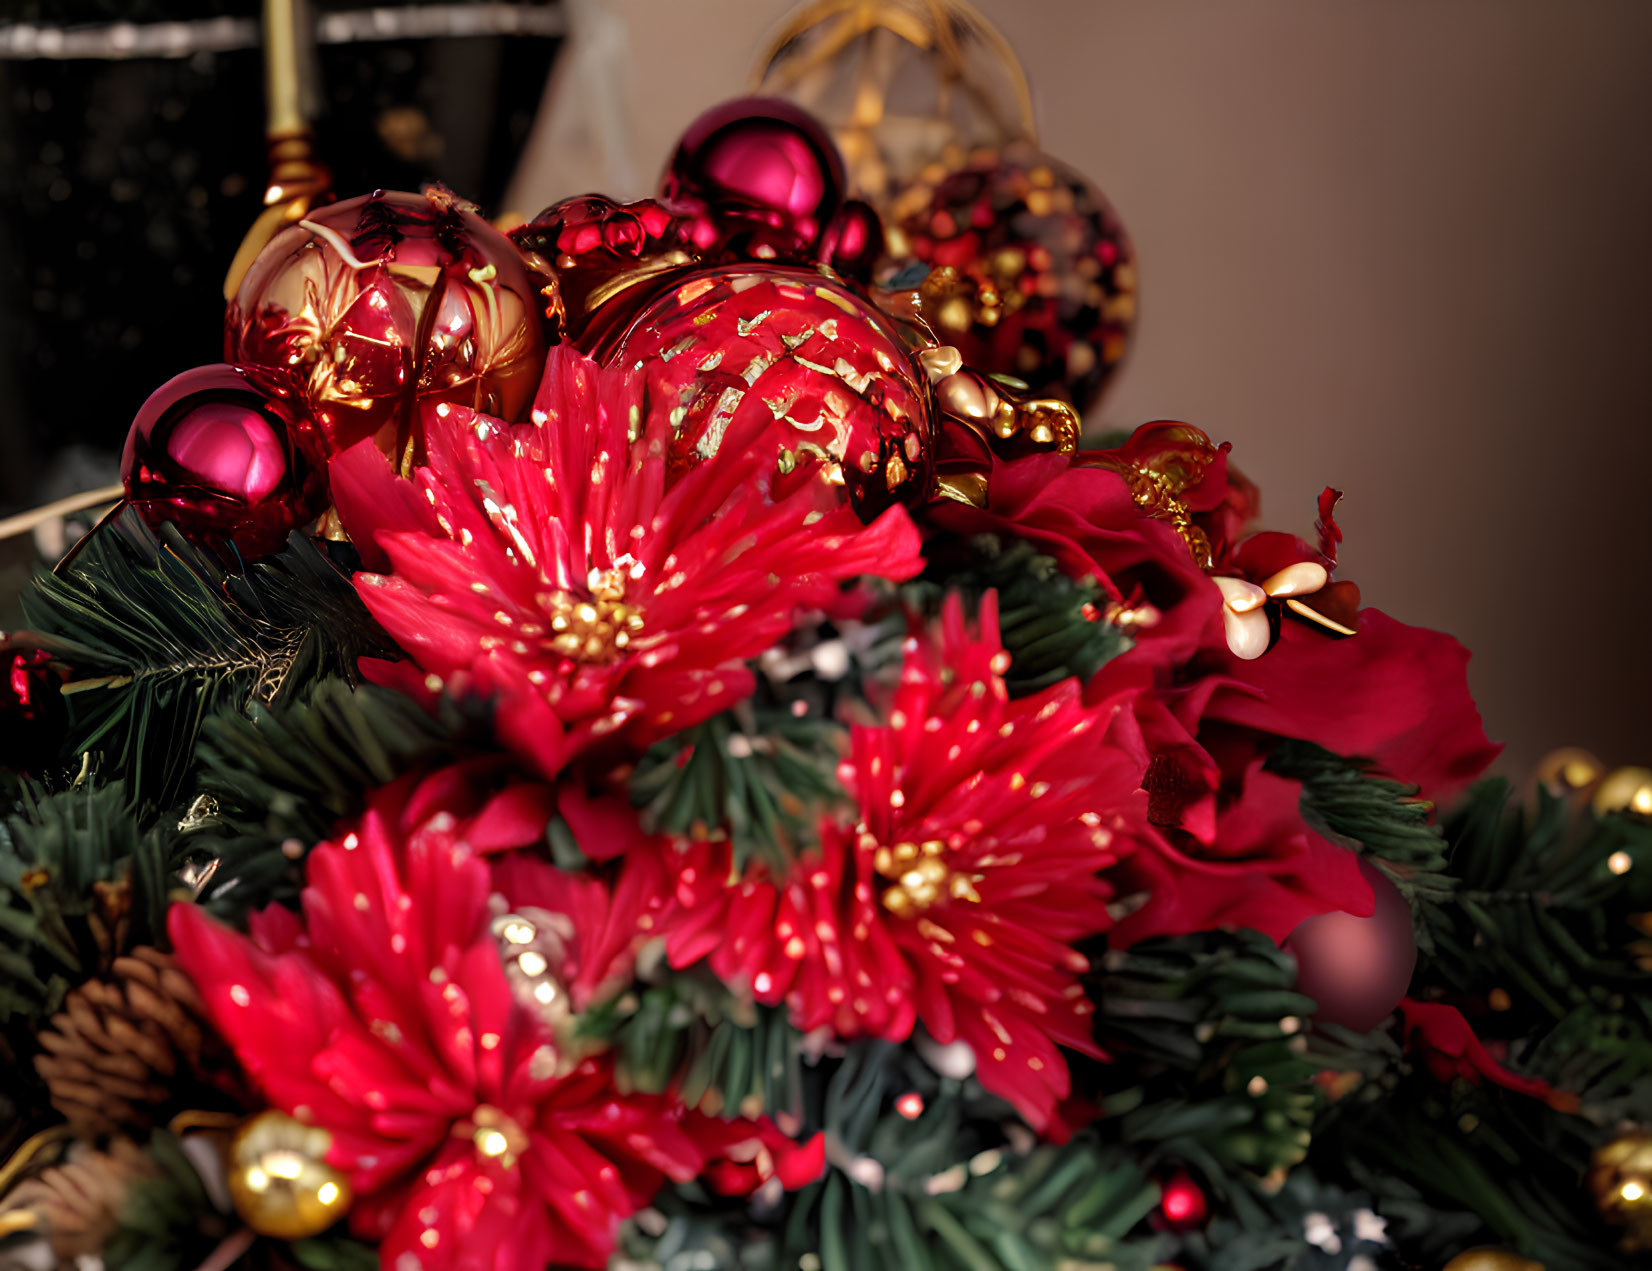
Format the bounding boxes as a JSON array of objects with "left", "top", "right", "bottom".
[
  {"left": 594, "top": 264, "right": 934, "bottom": 516},
  {"left": 121, "top": 363, "right": 327, "bottom": 557},
  {"left": 1285, "top": 859, "right": 1418, "bottom": 1032},
  {"left": 226, "top": 187, "right": 547, "bottom": 459},
  {"left": 661, "top": 97, "right": 846, "bottom": 250}
]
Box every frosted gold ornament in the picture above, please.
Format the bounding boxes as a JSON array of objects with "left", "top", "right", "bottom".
[
  {"left": 1531, "top": 746, "right": 1604, "bottom": 794},
  {"left": 1592, "top": 767, "right": 1652, "bottom": 819},
  {"left": 226, "top": 1111, "right": 351, "bottom": 1240},
  {"left": 1589, "top": 1129, "right": 1652, "bottom": 1250},
  {"left": 1439, "top": 1249, "right": 1545, "bottom": 1271},
  {"left": 753, "top": 0, "right": 1035, "bottom": 202}
]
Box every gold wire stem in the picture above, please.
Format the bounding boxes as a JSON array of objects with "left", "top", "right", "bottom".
[
  {"left": 0, "top": 483, "right": 125, "bottom": 543},
  {"left": 0, "top": 1125, "right": 74, "bottom": 1199}
]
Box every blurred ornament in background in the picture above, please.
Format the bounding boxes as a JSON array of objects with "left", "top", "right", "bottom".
[
  {"left": 754, "top": 0, "right": 1136, "bottom": 412},
  {"left": 1157, "top": 1171, "right": 1208, "bottom": 1230},
  {"left": 1285, "top": 859, "right": 1418, "bottom": 1033},
  {"left": 887, "top": 140, "right": 1135, "bottom": 410},
  {"left": 1531, "top": 746, "right": 1605, "bottom": 796},
  {"left": 753, "top": 0, "right": 1035, "bottom": 202},
  {"left": 1439, "top": 1251, "right": 1546, "bottom": 1271},
  {"left": 226, "top": 187, "right": 547, "bottom": 464},
  {"left": 1592, "top": 766, "right": 1652, "bottom": 819},
  {"left": 121, "top": 362, "right": 327, "bottom": 558},
  {"left": 1590, "top": 1129, "right": 1652, "bottom": 1251}
]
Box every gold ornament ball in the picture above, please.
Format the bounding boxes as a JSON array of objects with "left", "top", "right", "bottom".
[
  {"left": 227, "top": 1110, "right": 352, "bottom": 1240},
  {"left": 1592, "top": 766, "right": 1652, "bottom": 818},
  {"left": 1531, "top": 746, "right": 1603, "bottom": 793},
  {"left": 1590, "top": 1129, "right": 1652, "bottom": 1249},
  {"left": 1440, "top": 1249, "right": 1545, "bottom": 1271}
]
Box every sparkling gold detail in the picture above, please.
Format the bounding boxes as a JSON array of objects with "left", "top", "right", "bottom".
[
  {"left": 463, "top": 1105, "right": 529, "bottom": 1171},
  {"left": 1589, "top": 1129, "right": 1652, "bottom": 1251},
  {"left": 871, "top": 839, "right": 982, "bottom": 918},
  {"left": 544, "top": 566, "right": 646, "bottom": 663}
]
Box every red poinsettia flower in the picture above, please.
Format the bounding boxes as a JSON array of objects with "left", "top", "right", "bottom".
[
  {"left": 924, "top": 434, "right": 1499, "bottom": 947},
  {"left": 331, "top": 346, "right": 924, "bottom": 778},
  {"left": 664, "top": 594, "right": 1150, "bottom": 1133},
  {"left": 170, "top": 768, "right": 716, "bottom": 1271}
]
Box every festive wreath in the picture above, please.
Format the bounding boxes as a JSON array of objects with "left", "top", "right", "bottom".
[{"left": 1, "top": 20, "right": 1649, "bottom": 1271}]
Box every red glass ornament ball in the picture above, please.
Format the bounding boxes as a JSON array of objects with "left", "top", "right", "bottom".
[
  {"left": 1159, "top": 1171, "right": 1208, "bottom": 1229},
  {"left": 227, "top": 187, "right": 547, "bottom": 456},
  {"left": 121, "top": 363, "right": 328, "bottom": 557},
  {"left": 661, "top": 97, "right": 846, "bottom": 247},
  {"left": 1286, "top": 859, "right": 1419, "bottom": 1032},
  {"left": 594, "top": 264, "right": 934, "bottom": 517},
  {"left": 889, "top": 140, "right": 1136, "bottom": 410}
]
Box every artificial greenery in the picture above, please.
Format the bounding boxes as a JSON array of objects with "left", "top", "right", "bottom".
[
  {"left": 0, "top": 780, "right": 170, "bottom": 1031},
  {"left": 582, "top": 967, "right": 804, "bottom": 1119},
  {"left": 186, "top": 676, "right": 471, "bottom": 917},
  {"left": 907, "top": 533, "right": 1134, "bottom": 695},
  {"left": 21, "top": 511, "right": 394, "bottom": 810},
  {"left": 629, "top": 702, "right": 846, "bottom": 873}
]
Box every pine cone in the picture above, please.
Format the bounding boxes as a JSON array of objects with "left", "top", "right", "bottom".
[
  {"left": 33, "top": 947, "right": 240, "bottom": 1138},
  {"left": 0, "top": 1138, "right": 156, "bottom": 1260}
]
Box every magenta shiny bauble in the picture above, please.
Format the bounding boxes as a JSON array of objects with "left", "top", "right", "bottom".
[
  {"left": 1285, "top": 860, "right": 1418, "bottom": 1033},
  {"left": 121, "top": 363, "right": 327, "bottom": 557},
  {"left": 819, "top": 200, "right": 886, "bottom": 283},
  {"left": 661, "top": 97, "right": 846, "bottom": 248},
  {"left": 595, "top": 264, "right": 933, "bottom": 517},
  {"left": 226, "top": 188, "right": 547, "bottom": 458}
]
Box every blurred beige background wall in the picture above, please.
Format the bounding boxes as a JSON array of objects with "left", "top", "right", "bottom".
[{"left": 513, "top": 0, "right": 1652, "bottom": 778}]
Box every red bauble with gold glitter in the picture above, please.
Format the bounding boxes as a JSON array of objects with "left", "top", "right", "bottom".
[
  {"left": 226, "top": 187, "right": 547, "bottom": 461},
  {"left": 120, "top": 363, "right": 329, "bottom": 557},
  {"left": 590, "top": 263, "right": 934, "bottom": 516},
  {"left": 887, "top": 140, "right": 1135, "bottom": 410}
]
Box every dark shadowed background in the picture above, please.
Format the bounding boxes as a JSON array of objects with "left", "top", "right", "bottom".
[{"left": 3, "top": 0, "right": 1649, "bottom": 777}]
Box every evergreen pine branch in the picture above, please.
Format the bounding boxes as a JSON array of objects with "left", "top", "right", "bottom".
[
  {"left": 19, "top": 510, "right": 397, "bottom": 810},
  {"left": 1417, "top": 781, "right": 1652, "bottom": 1108},
  {"left": 1091, "top": 931, "right": 1334, "bottom": 1190},
  {"left": 1323, "top": 1075, "right": 1632, "bottom": 1270},
  {"left": 904, "top": 533, "right": 1134, "bottom": 695},
  {"left": 628, "top": 700, "right": 847, "bottom": 874},
  {"left": 581, "top": 967, "right": 804, "bottom": 1120},
  {"left": 0, "top": 780, "right": 171, "bottom": 1033},
  {"left": 102, "top": 1131, "right": 236, "bottom": 1271},
  {"left": 623, "top": 1042, "right": 1174, "bottom": 1271},
  {"left": 1266, "top": 740, "right": 1456, "bottom": 948},
  {"left": 184, "top": 677, "right": 474, "bottom": 918}
]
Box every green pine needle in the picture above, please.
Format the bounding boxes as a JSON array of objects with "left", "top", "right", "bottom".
[
  {"left": 629, "top": 702, "right": 847, "bottom": 873},
  {"left": 184, "top": 676, "right": 472, "bottom": 917},
  {"left": 0, "top": 779, "right": 170, "bottom": 1031},
  {"left": 20, "top": 510, "right": 397, "bottom": 810},
  {"left": 905, "top": 533, "right": 1134, "bottom": 695}
]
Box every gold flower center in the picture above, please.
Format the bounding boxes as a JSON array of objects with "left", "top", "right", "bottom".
[
  {"left": 870, "top": 837, "right": 982, "bottom": 918},
  {"left": 545, "top": 567, "right": 645, "bottom": 663},
  {"left": 464, "top": 1105, "right": 529, "bottom": 1169}
]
